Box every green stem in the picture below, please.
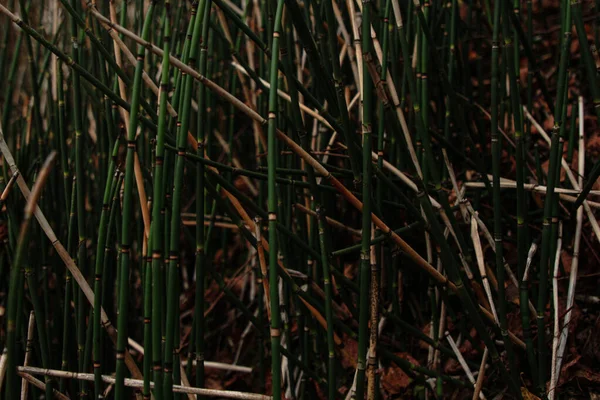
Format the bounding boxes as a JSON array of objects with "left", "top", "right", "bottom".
[
  {"left": 266, "top": 0, "right": 285, "bottom": 397},
  {"left": 115, "top": 3, "right": 156, "bottom": 398}
]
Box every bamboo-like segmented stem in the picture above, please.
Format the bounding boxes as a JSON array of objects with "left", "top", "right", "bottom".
[
  {"left": 164, "top": 0, "right": 204, "bottom": 397},
  {"left": 316, "top": 208, "right": 336, "bottom": 400},
  {"left": 93, "top": 142, "right": 120, "bottom": 398},
  {"left": 108, "top": 2, "right": 152, "bottom": 246},
  {"left": 143, "top": 238, "right": 153, "bottom": 398},
  {"left": 266, "top": 0, "right": 285, "bottom": 397},
  {"left": 115, "top": 3, "right": 156, "bottom": 399},
  {"left": 374, "top": 13, "right": 391, "bottom": 388},
  {"left": 60, "top": 178, "right": 77, "bottom": 395},
  {"left": 192, "top": 0, "right": 212, "bottom": 393},
  {"left": 68, "top": 0, "right": 89, "bottom": 395},
  {"left": 150, "top": 7, "right": 172, "bottom": 399},
  {"left": 474, "top": 1, "right": 520, "bottom": 393},
  {"left": 489, "top": 0, "right": 510, "bottom": 385},
  {"left": 419, "top": 1, "right": 429, "bottom": 179},
  {"left": 254, "top": 216, "right": 271, "bottom": 321},
  {"left": 279, "top": 18, "right": 324, "bottom": 394},
  {"left": 537, "top": 3, "right": 571, "bottom": 390},
  {"left": 444, "top": 0, "right": 457, "bottom": 151},
  {"left": 55, "top": 61, "right": 70, "bottom": 216},
  {"left": 376, "top": 0, "right": 391, "bottom": 225},
  {"left": 366, "top": 226, "right": 379, "bottom": 400},
  {"left": 501, "top": 0, "right": 530, "bottom": 385},
  {"left": 355, "top": 0, "right": 374, "bottom": 395}
]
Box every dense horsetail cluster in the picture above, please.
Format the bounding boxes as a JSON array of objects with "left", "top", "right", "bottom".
[{"left": 1, "top": 0, "right": 600, "bottom": 398}]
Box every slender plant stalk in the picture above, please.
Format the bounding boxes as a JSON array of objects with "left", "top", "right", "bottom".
[
  {"left": 317, "top": 208, "right": 336, "bottom": 400},
  {"left": 164, "top": 0, "right": 206, "bottom": 397},
  {"left": 356, "top": 0, "right": 374, "bottom": 396},
  {"left": 115, "top": 3, "right": 156, "bottom": 399},
  {"left": 149, "top": 5, "right": 173, "bottom": 399},
  {"left": 193, "top": 0, "right": 212, "bottom": 392},
  {"left": 501, "top": 0, "right": 525, "bottom": 386},
  {"left": 536, "top": 2, "right": 571, "bottom": 392},
  {"left": 266, "top": 0, "right": 285, "bottom": 397}
]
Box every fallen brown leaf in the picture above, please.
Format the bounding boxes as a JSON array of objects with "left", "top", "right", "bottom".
[
  {"left": 381, "top": 353, "right": 418, "bottom": 396},
  {"left": 340, "top": 334, "right": 358, "bottom": 369}
]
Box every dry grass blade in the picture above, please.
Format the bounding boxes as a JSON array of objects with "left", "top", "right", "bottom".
[{"left": 17, "top": 366, "right": 271, "bottom": 400}]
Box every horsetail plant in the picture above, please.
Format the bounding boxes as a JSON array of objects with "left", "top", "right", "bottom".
[
  {"left": 2, "top": 1, "right": 600, "bottom": 399},
  {"left": 114, "top": 3, "right": 156, "bottom": 399}
]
